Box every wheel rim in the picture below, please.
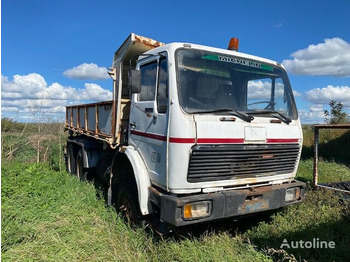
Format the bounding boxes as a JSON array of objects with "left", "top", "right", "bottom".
[
  {"left": 119, "top": 195, "right": 135, "bottom": 223},
  {"left": 67, "top": 148, "right": 74, "bottom": 173},
  {"left": 67, "top": 155, "right": 72, "bottom": 172},
  {"left": 76, "top": 155, "right": 83, "bottom": 179}
]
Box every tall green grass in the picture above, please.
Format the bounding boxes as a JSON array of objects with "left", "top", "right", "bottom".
[
  {"left": 2, "top": 121, "right": 350, "bottom": 261},
  {"left": 297, "top": 159, "right": 350, "bottom": 184},
  {"left": 245, "top": 188, "right": 350, "bottom": 262},
  {"left": 302, "top": 125, "right": 350, "bottom": 166},
  {"left": 245, "top": 160, "right": 350, "bottom": 262},
  {"left": 2, "top": 161, "right": 350, "bottom": 261},
  {"left": 1, "top": 163, "right": 269, "bottom": 261}
]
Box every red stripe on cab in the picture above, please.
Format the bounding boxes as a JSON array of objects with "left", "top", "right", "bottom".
[{"left": 131, "top": 130, "right": 299, "bottom": 144}]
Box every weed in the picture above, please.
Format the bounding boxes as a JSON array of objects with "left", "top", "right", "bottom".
[
  {"left": 2, "top": 122, "right": 350, "bottom": 261},
  {"left": 245, "top": 188, "right": 350, "bottom": 262},
  {"left": 1, "top": 162, "right": 269, "bottom": 261},
  {"left": 302, "top": 126, "right": 350, "bottom": 166},
  {"left": 297, "top": 159, "right": 350, "bottom": 184}
]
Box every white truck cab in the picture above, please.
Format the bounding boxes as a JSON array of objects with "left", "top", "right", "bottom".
[{"left": 66, "top": 34, "right": 305, "bottom": 228}]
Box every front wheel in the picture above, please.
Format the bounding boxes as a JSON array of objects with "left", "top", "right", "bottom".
[{"left": 116, "top": 181, "right": 142, "bottom": 226}]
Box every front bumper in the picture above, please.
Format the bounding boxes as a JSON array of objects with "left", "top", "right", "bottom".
[{"left": 154, "top": 180, "right": 305, "bottom": 227}]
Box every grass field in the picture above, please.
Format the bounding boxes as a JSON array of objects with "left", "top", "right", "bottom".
[
  {"left": 2, "top": 121, "right": 350, "bottom": 261},
  {"left": 1, "top": 163, "right": 269, "bottom": 262}
]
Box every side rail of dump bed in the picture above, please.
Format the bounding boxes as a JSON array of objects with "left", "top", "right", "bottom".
[
  {"left": 65, "top": 100, "right": 115, "bottom": 145},
  {"left": 65, "top": 99, "right": 131, "bottom": 146}
]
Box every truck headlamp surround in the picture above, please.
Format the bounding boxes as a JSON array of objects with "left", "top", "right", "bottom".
[
  {"left": 285, "top": 187, "right": 301, "bottom": 203},
  {"left": 182, "top": 201, "right": 212, "bottom": 220}
]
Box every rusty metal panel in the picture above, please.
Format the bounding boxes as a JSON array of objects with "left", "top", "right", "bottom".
[
  {"left": 97, "top": 103, "right": 113, "bottom": 135},
  {"left": 110, "top": 33, "right": 165, "bottom": 145},
  {"left": 87, "top": 106, "right": 96, "bottom": 131},
  {"left": 72, "top": 107, "right": 78, "bottom": 128},
  {"left": 134, "top": 34, "right": 164, "bottom": 49},
  {"left": 79, "top": 107, "right": 85, "bottom": 129},
  {"left": 66, "top": 101, "right": 114, "bottom": 139},
  {"left": 120, "top": 99, "right": 131, "bottom": 137},
  {"left": 113, "top": 33, "right": 164, "bottom": 68},
  {"left": 237, "top": 198, "right": 270, "bottom": 214},
  {"left": 66, "top": 107, "right": 72, "bottom": 127}
]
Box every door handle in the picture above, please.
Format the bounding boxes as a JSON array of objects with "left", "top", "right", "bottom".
[{"left": 130, "top": 122, "right": 137, "bottom": 129}]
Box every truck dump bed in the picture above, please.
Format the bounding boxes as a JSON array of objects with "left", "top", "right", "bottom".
[
  {"left": 65, "top": 33, "right": 164, "bottom": 146},
  {"left": 65, "top": 99, "right": 129, "bottom": 144}
]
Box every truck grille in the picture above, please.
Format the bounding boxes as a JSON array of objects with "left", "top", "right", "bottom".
[{"left": 187, "top": 144, "right": 300, "bottom": 182}]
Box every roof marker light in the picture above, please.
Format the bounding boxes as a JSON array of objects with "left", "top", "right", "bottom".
[{"left": 228, "top": 38, "right": 239, "bottom": 51}]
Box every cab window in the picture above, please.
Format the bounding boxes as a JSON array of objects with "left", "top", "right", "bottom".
[
  {"left": 139, "top": 61, "right": 157, "bottom": 101},
  {"left": 157, "top": 58, "right": 168, "bottom": 113}
]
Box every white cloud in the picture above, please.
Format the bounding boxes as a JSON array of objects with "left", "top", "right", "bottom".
[
  {"left": 298, "top": 109, "right": 325, "bottom": 124},
  {"left": 1, "top": 92, "right": 24, "bottom": 99},
  {"left": 248, "top": 80, "right": 272, "bottom": 99},
  {"left": 305, "top": 85, "right": 350, "bottom": 107},
  {"left": 282, "top": 38, "right": 350, "bottom": 77},
  {"left": 298, "top": 85, "right": 350, "bottom": 124},
  {"left": 36, "top": 82, "right": 77, "bottom": 100},
  {"left": 63, "top": 63, "right": 109, "bottom": 80},
  {"left": 1, "top": 73, "right": 112, "bottom": 122},
  {"left": 247, "top": 80, "right": 301, "bottom": 99},
  {"left": 2, "top": 73, "right": 47, "bottom": 98},
  {"left": 1, "top": 106, "right": 20, "bottom": 112},
  {"left": 293, "top": 90, "right": 302, "bottom": 97},
  {"left": 273, "top": 22, "right": 283, "bottom": 29},
  {"left": 80, "top": 83, "right": 113, "bottom": 101},
  {"left": 308, "top": 104, "right": 325, "bottom": 112}
]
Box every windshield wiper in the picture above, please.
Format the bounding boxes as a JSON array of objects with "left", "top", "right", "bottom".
[
  {"left": 248, "top": 110, "right": 292, "bottom": 124},
  {"left": 192, "top": 109, "right": 254, "bottom": 122}
]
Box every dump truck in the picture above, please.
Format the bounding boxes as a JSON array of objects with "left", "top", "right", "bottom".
[{"left": 65, "top": 33, "right": 305, "bottom": 229}]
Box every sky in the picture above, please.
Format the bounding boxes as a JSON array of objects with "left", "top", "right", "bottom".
[{"left": 1, "top": 0, "right": 350, "bottom": 123}]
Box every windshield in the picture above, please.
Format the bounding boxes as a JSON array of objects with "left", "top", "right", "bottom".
[{"left": 176, "top": 49, "right": 298, "bottom": 119}]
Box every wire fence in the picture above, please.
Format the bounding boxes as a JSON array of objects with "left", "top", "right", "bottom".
[{"left": 313, "top": 124, "right": 350, "bottom": 194}]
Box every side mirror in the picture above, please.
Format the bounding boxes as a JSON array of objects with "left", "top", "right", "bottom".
[{"left": 130, "top": 70, "right": 141, "bottom": 93}]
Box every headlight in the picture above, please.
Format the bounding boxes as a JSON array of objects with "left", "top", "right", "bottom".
[
  {"left": 285, "top": 187, "right": 301, "bottom": 202},
  {"left": 183, "top": 201, "right": 212, "bottom": 220}
]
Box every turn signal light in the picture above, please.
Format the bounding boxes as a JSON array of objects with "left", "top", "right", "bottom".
[
  {"left": 228, "top": 38, "right": 239, "bottom": 51},
  {"left": 183, "top": 201, "right": 211, "bottom": 220}
]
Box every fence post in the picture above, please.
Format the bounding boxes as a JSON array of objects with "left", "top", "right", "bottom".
[{"left": 313, "top": 126, "right": 319, "bottom": 187}]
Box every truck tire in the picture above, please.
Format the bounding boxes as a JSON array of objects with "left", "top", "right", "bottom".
[
  {"left": 116, "top": 181, "right": 142, "bottom": 225},
  {"left": 67, "top": 144, "right": 76, "bottom": 174},
  {"left": 76, "top": 149, "right": 87, "bottom": 181}
]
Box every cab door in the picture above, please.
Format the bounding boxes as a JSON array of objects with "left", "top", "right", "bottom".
[{"left": 129, "top": 56, "right": 169, "bottom": 187}]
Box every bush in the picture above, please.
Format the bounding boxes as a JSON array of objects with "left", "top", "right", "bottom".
[
  {"left": 324, "top": 100, "right": 349, "bottom": 124},
  {"left": 1, "top": 118, "right": 26, "bottom": 133},
  {"left": 1, "top": 120, "right": 66, "bottom": 170}
]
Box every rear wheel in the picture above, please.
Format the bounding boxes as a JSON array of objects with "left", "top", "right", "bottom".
[
  {"left": 76, "top": 149, "right": 87, "bottom": 181},
  {"left": 116, "top": 181, "right": 142, "bottom": 226},
  {"left": 66, "top": 144, "right": 76, "bottom": 174}
]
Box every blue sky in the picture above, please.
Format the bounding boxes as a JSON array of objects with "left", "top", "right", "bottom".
[{"left": 2, "top": 0, "right": 350, "bottom": 123}]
